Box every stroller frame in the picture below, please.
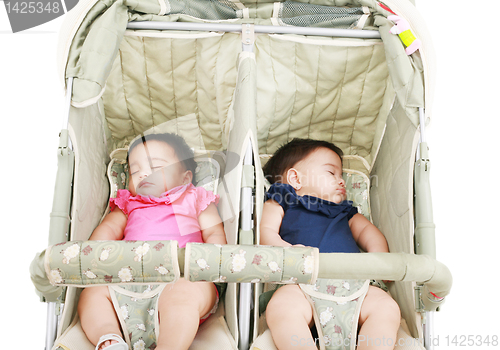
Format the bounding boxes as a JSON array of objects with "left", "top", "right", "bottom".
[{"left": 34, "top": 1, "right": 451, "bottom": 349}]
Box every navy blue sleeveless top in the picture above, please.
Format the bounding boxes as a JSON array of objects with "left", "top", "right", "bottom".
[{"left": 266, "top": 183, "right": 360, "bottom": 253}]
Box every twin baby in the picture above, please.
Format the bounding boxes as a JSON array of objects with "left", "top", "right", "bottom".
[{"left": 78, "top": 133, "right": 400, "bottom": 350}]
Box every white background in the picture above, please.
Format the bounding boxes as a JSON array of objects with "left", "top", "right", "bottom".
[{"left": 1, "top": 0, "right": 499, "bottom": 348}]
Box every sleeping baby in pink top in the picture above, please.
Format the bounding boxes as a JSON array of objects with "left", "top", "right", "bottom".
[{"left": 78, "top": 133, "right": 226, "bottom": 350}]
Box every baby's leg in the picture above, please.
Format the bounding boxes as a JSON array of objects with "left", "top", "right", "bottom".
[
  {"left": 78, "top": 286, "right": 123, "bottom": 349},
  {"left": 357, "top": 286, "right": 401, "bottom": 350},
  {"left": 266, "top": 285, "right": 316, "bottom": 350},
  {"left": 155, "top": 279, "right": 217, "bottom": 350}
]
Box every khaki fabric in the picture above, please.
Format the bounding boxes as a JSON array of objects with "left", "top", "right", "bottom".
[
  {"left": 102, "top": 33, "right": 241, "bottom": 152},
  {"left": 63, "top": 4, "right": 425, "bottom": 174},
  {"left": 370, "top": 99, "right": 421, "bottom": 338},
  {"left": 250, "top": 321, "right": 425, "bottom": 350},
  {"left": 101, "top": 29, "right": 401, "bottom": 171},
  {"left": 221, "top": 52, "right": 259, "bottom": 342},
  {"left": 254, "top": 34, "right": 392, "bottom": 167},
  {"left": 67, "top": 104, "right": 110, "bottom": 241}
]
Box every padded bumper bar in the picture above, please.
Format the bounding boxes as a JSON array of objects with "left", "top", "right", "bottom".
[
  {"left": 31, "top": 241, "right": 451, "bottom": 311},
  {"left": 316, "top": 252, "right": 452, "bottom": 312}
]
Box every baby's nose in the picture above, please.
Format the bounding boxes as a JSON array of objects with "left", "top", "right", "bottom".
[{"left": 139, "top": 168, "right": 152, "bottom": 179}]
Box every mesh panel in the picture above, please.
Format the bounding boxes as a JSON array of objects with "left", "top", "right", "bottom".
[
  {"left": 278, "top": 1, "right": 364, "bottom": 29},
  {"left": 166, "top": 0, "right": 240, "bottom": 20}
]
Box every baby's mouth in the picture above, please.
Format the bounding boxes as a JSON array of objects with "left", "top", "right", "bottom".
[{"left": 138, "top": 180, "right": 153, "bottom": 188}]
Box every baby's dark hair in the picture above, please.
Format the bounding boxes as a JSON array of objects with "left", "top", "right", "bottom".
[
  {"left": 128, "top": 133, "right": 197, "bottom": 184},
  {"left": 263, "top": 138, "right": 343, "bottom": 184}
]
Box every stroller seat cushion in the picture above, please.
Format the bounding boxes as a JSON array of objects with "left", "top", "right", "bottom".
[{"left": 342, "top": 170, "right": 371, "bottom": 221}]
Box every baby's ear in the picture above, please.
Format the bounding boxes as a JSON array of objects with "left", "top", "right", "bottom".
[
  {"left": 183, "top": 170, "right": 193, "bottom": 185},
  {"left": 286, "top": 168, "right": 302, "bottom": 191}
]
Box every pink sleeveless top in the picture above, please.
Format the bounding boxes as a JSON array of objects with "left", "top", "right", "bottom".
[{"left": 110, "top": 183, "right": 219, "bottom": 248}]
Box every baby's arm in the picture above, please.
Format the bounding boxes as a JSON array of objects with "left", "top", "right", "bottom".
[
  {"left": 349, "top": 213, "right": 389, "bottom": 253},
  {"left": 260, "top": 199, "right": 292, "bottom": 247},
  {"left": 89, "top": 207, "right": 127, "bottom": 241},
  {"left": 199, "top": 203, "right": 227, "bottom": 245}
]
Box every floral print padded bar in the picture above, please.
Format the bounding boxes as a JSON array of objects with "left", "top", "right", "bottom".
[
  {"left": 45, "top": 240, "right": 180, "bottom": 286},
  {"left": 185, "top": 243, "right": 319, "bottom": 284}
]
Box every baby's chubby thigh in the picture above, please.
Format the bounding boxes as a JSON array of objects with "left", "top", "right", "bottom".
[
  {"left": 155, "top": 280, "right": 217, "bottom": 349},
  {"left": 358, "top": 285, "right": 401, "bottom": 347},
  {"left": 158, "top": 279, "right": 217, "bottom": 320},
  {"left": 78, "top": 286, "right": 123, "bottom": 347},
  {"left": 359, "top": 285, "right": 400, "bottom": 324},
  {"left": 266, "top": 284, "right": 314, "bottom": 327},
  {"left": 265, "top": 285, "right": 318, "bottom": 350}
]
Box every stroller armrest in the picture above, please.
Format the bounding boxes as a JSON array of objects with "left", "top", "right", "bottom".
[
  {"left": 317, "top": 252, "right": 452, "bottom": 311},
  {"left": 30, "top": 250, "right": 64, "bottom": 302},
  {"left": 184, "top": 243, "right": 319, "bottom": 284},
  {"left": 40, "top": 240, "right": 181, "bottom": 288}
]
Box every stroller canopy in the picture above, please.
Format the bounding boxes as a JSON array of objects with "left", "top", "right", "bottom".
[{"left": 58, "top": 0, "right": 434, "bottom": 170}]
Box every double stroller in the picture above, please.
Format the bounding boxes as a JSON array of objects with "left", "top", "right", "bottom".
[{"left": 30, "top": 0, "right": 452, "bottom": 349}]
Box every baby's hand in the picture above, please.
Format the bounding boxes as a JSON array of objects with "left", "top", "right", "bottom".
[{"left": 292, "top": 244, "right": 305, "bottom": 247}]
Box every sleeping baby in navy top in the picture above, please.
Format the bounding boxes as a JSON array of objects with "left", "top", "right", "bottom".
[{"left": 260, "top": 138, "right": 401, "bottom": 350}]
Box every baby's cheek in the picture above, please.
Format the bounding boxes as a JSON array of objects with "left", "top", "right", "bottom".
[{"left": 128, "top": 177, "right": 137, "bottom": 196}]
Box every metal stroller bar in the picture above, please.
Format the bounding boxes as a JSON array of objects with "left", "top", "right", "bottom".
[
  {"left": 127, "top": 21, "right": 382, "bottom": 39},
  {"left": 45, "top": 302, "right": 58, "bottom": 350},
  {"left": 238, "top": 143, "right": 254, "bottom": 350},
  {"left": 424, "top": 312, "right": 435, "bottom": 350},
  {"left": 415, "top": 107, "right": 436, "bottom": 350},
  {"left": 45, "top": 77, "right": 75, "bottom": 350},
  {"left": 419, "top": 107, "right": 427, "bottom": 144},
  {"left": 62, "top": 77, "right": 73, "bottom": 131}
]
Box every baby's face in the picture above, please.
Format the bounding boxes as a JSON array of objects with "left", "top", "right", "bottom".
[
  {"left": 292, "top": 147, "right": 346, "bottom": 203},
  {"left": 128, "top": 140, "right": 192, "bottom": 197}
]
